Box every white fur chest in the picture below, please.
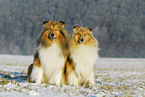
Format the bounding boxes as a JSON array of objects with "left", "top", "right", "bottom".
[
  {"left": 38, "top": 43, "right": 65, "bottom": 80},
  {"left": 70, "top": 45, "right": 98, "bottom": 77}
]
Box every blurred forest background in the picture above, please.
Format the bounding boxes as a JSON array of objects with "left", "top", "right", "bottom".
[{"left": 0, "top": 0, "right": 145, "bottom": 58}]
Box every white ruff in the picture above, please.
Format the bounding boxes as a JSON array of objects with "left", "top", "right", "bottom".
[
  {"left": 70, "top": 44, "right": 99, "bottom": 84},
  {"left": 38, "top": 43, "right": 65, "bottom": 85}
]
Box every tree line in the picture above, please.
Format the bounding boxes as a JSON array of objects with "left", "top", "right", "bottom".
[{"left": 0, "top": 0, "right": 145, "bottom": 57}]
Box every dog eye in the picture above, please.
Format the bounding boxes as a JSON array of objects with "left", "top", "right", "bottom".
[
  {"left": 49, "top": 29, "right": 52, "bottom": 31},
  {"left": 55, "top": 29, "right": 58, "bottom": 31},
  {"left": 78, "top": 34, "right": 81, "bottom": 36},
  {"left": 84, "top": 34, "right": 86, "bottom": 36}
]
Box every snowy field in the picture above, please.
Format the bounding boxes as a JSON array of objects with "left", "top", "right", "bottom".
[{"left": 0, "top": 55, "right": 145, "bottom": 97}]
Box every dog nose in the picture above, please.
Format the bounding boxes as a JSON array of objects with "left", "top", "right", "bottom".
[
  {"left": 50, "top": 33, "right": 54, "bottom": 37},
  {"left": 80, "top": 38, "right": 84, "bottom": 43}
]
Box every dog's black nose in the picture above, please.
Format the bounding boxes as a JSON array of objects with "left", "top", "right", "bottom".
[
  {"left": 80, "top": 38, "right": 84, "bottom": 43},
  {"left": 50, "top": 33, "right": 54, "bottom": 37}
]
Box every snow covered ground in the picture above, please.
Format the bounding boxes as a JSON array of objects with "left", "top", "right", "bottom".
[{"left": 0, "top": 55, "right": 145, "bottom": 97}]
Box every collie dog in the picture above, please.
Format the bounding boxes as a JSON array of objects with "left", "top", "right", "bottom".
[
  {"left": 26, "top": 21, "right": 69, "bottom": 85},
  {"left": 66, "top": 26, "right": 99, "bottom": 86}
]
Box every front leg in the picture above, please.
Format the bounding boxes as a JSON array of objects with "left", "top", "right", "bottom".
[
  {"left": 87, "top": 72, "right": 95, "bottom": 86},
  {"left": 30, "top": 65, "right": 43, "bottom": 84},
  {"left": 48, "top": 70, "right": 63, "bottom": 85},
  {"left": 67, "top": 71, "right": 78, "bottom": 85}
]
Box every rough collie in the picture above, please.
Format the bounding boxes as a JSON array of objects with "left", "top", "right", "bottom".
[
  {"left": 66, "top": 26, "right": 99, "bottom": 86},
  {"left": 26, "top": 21, "right": 69, "bottom": 85}
]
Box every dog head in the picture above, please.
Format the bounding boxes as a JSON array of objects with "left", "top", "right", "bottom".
[
  {"left": 72, "top": 26, "right": 93, "bottom": 44},
  {"left": 42, "top": 21, "right": 65, "bottom": 40},
  {"left": 39, "top": 21, "right": 65, "bottom": 47}
]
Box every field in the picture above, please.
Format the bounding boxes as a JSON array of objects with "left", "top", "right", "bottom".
[{"left": 0, "top": 55, "right": 145, "bottom": 97}]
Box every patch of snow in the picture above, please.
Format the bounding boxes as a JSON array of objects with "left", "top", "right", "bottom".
[
  {"left": 27, "top": 91, "right": 39, "bottom": 96},
  {"left": 0, "top": 55, "right": 145, "bottom": 97}
]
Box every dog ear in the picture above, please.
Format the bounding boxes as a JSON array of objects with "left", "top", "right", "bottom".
[
  {"left": 59, "top": 21, "right": 65, "bottom": 28},
  {"left": 43, "top": 21, "right": 49, "bottom": 27},
  {"left": 88, "top": 27, "right": 93, "bottom": 33},
  {"left": 73, "top": 26, "right": 80, "bottom": 32}
]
